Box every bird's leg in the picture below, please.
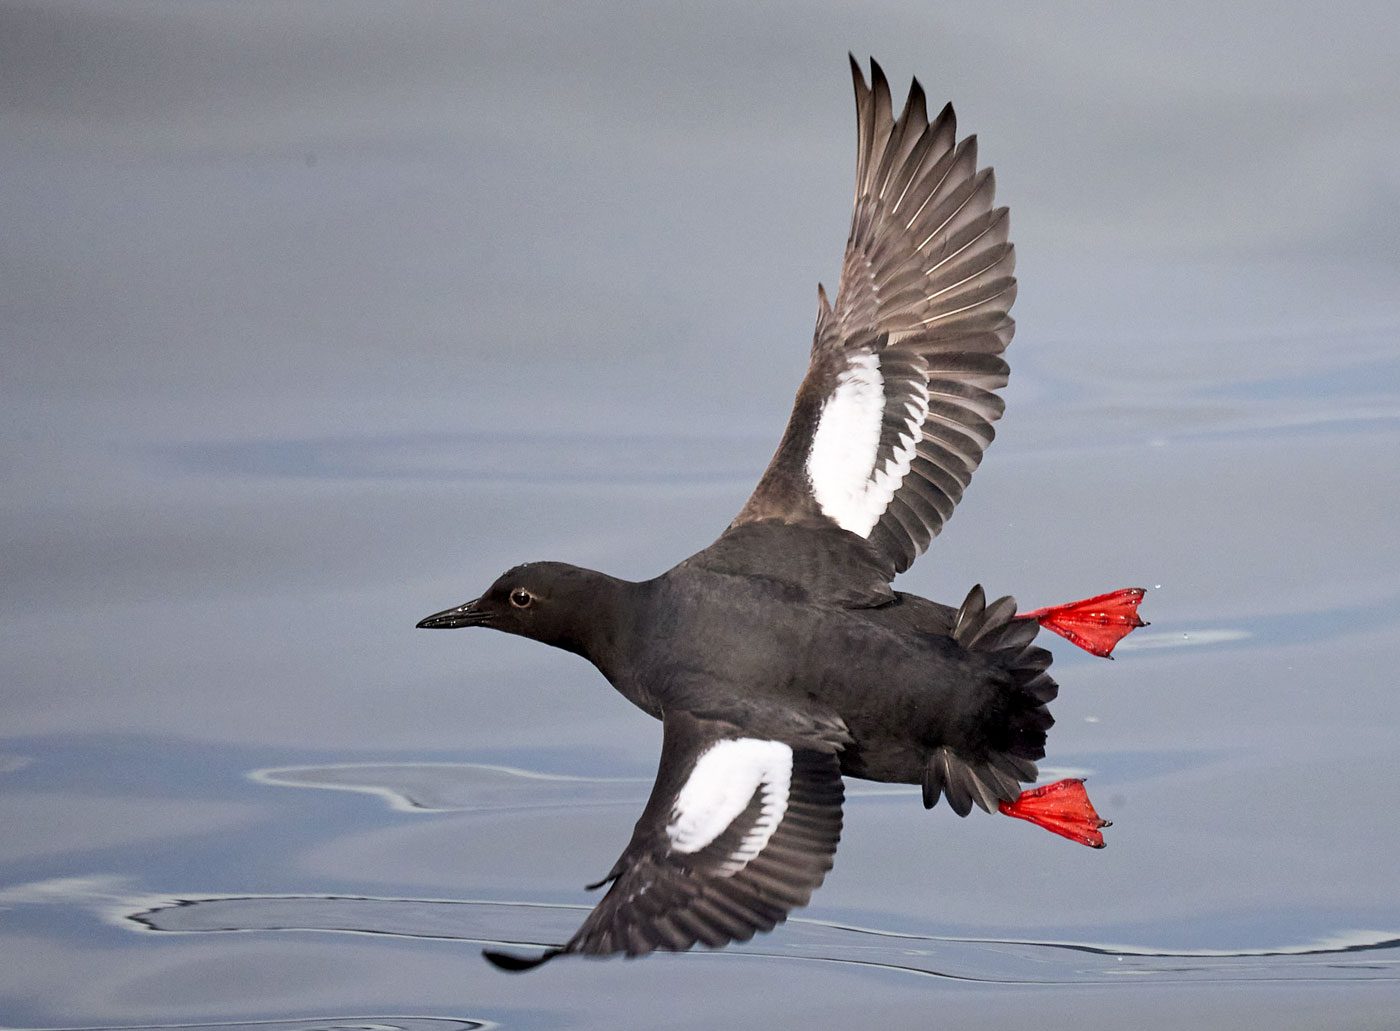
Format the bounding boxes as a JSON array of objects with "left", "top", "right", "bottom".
[
  {"left": 998, "top": 778, "right": 1110, "bottom": 848},
  {"left": 1018, "top": 588, "right": 1148, "bottom": 658}
]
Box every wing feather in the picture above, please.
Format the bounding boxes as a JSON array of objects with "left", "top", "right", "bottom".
[
  {"left": 483, "top": 709, "right": 846, "bottom": 970},
  {"left": 729, "top": 58, "right": 1017, "bottom": 579}
]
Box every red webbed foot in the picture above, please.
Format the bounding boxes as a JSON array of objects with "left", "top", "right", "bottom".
[
  {"left": 1018, "top": 588, "right": 1148, "bottom": 658},
  {"left": 999, "top": 778, "right": 1111, "bottom": 848}
]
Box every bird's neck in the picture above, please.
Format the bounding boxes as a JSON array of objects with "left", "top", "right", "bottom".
[{"left": 553, "top": 573, "right": 648, "bottom": 686}]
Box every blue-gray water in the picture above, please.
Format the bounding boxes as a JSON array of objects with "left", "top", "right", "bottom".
[{"left": 3, "top": 3, "right": 1399, "bottom": 1028}]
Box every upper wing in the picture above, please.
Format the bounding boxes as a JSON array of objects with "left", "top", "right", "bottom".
[
  {"left": 732, "top": 57, "right": 1016, "bottom": 577},
  {"left": 483, "top": 708, "right": 846, "bottom": 970}
]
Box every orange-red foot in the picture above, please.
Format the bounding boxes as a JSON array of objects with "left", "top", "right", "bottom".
[
  {"left": 999, "top": 778, "right": 1111, "bottom": 848},
  {"left": 1018, "top": 588, "right": 1148, "bottom": 658}
]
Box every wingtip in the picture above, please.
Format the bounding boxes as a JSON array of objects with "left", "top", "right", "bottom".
[
  {"left": 868, "top": 57, "right": 890, "bottom": 99},
  {"left": 933, "top": 99, "right": 956, "bottom": 136},
  {"left": 902, "top": 74, "right": 928, "bottom": 125},
  {"left": 483, "top": 946, "right": 562, "bottom": 972}
]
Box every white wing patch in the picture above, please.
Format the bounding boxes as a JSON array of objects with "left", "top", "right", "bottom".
[
  {"left": 806, "top": 350, "right": 929, "bottom": 537},
  {"left": 667, "top": 738, "right": 792, "bottom": 875}
]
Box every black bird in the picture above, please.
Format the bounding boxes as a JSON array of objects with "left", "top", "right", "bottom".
[{"left": 418, "top": 57, "right": 1146, "bottom": 971}]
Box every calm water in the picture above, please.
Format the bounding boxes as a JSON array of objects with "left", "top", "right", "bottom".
[{"left": 4, "top": 4, "right": 1400, "bottom": 1028}]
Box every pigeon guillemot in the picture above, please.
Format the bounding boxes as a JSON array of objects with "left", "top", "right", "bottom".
[{"left": 418, "top": 57, "right": 1146, "bottom": 971}]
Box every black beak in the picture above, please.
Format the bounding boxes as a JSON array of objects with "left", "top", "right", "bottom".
[{"left": 416, "top": 598, "right": 491, "bottom": 629}]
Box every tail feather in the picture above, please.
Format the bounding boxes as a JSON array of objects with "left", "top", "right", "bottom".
[
  {"left": 988, "top": 614, "right": 1040, "bottom": 654},
  {"left": 964, "top": 595, "right": 1017, "bottom": 648},
  {"left": 1020, "top": 671, "right": 1058, "bottom": 703},
  {"left": 923, "top": 585, "right": 1057, "bottom": 815},
  {"left": 990, "top": 752, "right": 1039, "bottom": 783},
  {"left": 921, "top": 750, "right": 945, "bottom": 809}
]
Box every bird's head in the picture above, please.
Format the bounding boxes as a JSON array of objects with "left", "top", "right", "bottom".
[{"left": 416, "top": 561, "right": 618, "bottom": 656}]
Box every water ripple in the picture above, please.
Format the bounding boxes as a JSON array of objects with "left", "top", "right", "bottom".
[
  {"left": 120, "top": 892, "right": 1400, "bottom": 985},
  {"left": 3, "top": 878, "right": 1392, "bottom": 986}
]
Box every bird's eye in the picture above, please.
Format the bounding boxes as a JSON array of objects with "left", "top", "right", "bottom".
[{"left": 509, "top": 588, "right": 534, "bottom": 609}]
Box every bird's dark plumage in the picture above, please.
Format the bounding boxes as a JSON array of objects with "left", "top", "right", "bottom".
[
  {"left": 418, "top": 57, "right": 1142, "bottom": 971},
  {"left": 734, "top": 55, "right": 1015, "bottom": 577}
]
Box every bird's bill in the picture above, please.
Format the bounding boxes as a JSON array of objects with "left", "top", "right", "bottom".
[{"left": 416, "top": 598, "right": 490, "bottom": 629}]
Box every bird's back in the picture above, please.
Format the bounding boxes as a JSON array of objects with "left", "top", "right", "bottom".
[{"left": 636, "top": 556, "right": 1039, "bottom": 787}]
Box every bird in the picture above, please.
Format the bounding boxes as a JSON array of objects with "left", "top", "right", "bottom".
[{"left": 417, "top": 56, "right": 1147, "bottom": 972}]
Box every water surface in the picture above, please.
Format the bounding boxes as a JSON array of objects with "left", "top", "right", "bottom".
[{"left": 3, "top": 3, "right": 1399, "bottom": 1028}]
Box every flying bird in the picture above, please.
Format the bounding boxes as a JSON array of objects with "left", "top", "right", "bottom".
[{"left": 418, "top": 57, "right": 1146, "bottom": 971}]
